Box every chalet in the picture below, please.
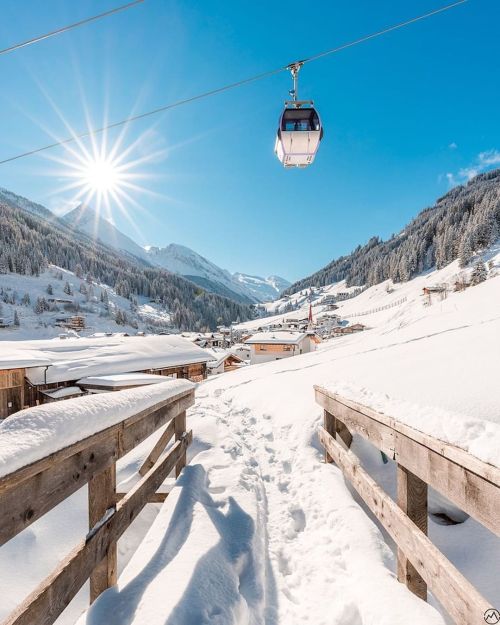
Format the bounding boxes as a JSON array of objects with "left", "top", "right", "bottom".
[
  {"left": 244, "top": 331, "right": 315, "bottom": 365},
  {"left": 47, "top": 298, "right": 73, "bottom": 305},
  {"left": 422, "top": 285, "right": 448, "bottom": 303},
  {"left": 332, "top": 323, "right": 367, "bottom": 336},
  {"left": 0, "top": 335, "right": 212, "bottom": 418},
  {"left": 205, "top": 349, "right": 246, "bottom": 375},
  {"left": 229, "top": 343, "right": 251, "bottom": 361}
]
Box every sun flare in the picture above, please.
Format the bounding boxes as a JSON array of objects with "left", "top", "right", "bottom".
[{"left": 79, "top": 156, "right": 122, "bottom": 195}]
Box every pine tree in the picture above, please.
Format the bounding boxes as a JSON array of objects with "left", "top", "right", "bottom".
[
  {"left": 63, "top": 281, "right": 72, "bottom": 296},
  {"left": 21, "top": 293, "right": 31, "bottom": 306},
  {"left": 79, "top": 283, "right": 88, "bottom": 295},
  {"left": 34, "top": 297, "right": 49, "bottom": 314},
  {"left": 46, "top": 283, "right": 53, "bottom": 295},
  {"left": 75, "top": 264, "right": 83, "bottom": 279},
  {"left": 470, "top": 260, "right": 487, "bottom": 285},
  {"left": 458, "top": 237, "right": 473, "bottom": 268},
  {"left": 13, "top": 310, "right": 20, "bottom": 326}
]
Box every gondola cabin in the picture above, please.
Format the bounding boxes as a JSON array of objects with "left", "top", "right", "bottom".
[{"left": 275, "top": 102, "right": 323, "bottom": 168}]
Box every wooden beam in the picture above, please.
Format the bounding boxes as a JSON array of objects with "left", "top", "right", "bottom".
[
  {"left": 315, "top": 387, "right": 500, "bottom": 536},
  {"left": 88, "top": 464, "right": 117, "bottom": 603},
  {"left": 323, "top": 410, "right": 335, "bottom": 463},
  {"left": 3, "top": 432, "right": 192, "bottom": 625},
  {"left": 138, "top": 420, "right": 175, "bottom": 477},
  {"left": 315, "top": 388, "right": 394, "bottom": 457},
  {"left": 115, "top": 491, "right": 168, "bottom": 504},
  {"left": 318, "top": 427, "right": 490, "bottom": 625},
  {"left": 397, "top": 464, "right": 427, "bottom": 600},
  {"left": 174, "top": 411, "right": 187, "bottom": 478},
  {"left": 0, "top": 391, "right": 194, "bottom": 546},
  {"left": 315, "top": 386, "right": 500, "bottom": 486}
]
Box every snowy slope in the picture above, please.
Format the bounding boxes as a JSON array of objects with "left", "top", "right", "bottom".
[
  {"left": 147, "top": 244, "right": 257, "bottom": 304},
  {"left": 2, "top": 254, "right": 500, "bottom": 625},
  {"left": 0, "top": 265, "right": 172, "bottom": 339},
  {"left": 75, "top": 267, "right": 500, "bottom": 625},
  {"left": 64, "top": 205, "right": 151, "bottom": 263},
  {"left": 64, "top": 205, "right": 287, "bottom": 304},
  {"left": 233, "top": 272, "right": 291, "bottom": 302},
  {"left": 0, "top": 187, "right": 53, "bottom": 219}
]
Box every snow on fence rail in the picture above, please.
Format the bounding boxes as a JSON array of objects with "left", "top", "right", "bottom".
[
  {"left": 315, "top": 386, "right": 500, "bottom": 625},
  {"left": 346, "top": 296, "right": 407, "bottom": 318},
  {"left": 0, "top": 382, "right": 196, "bottom": 625}
]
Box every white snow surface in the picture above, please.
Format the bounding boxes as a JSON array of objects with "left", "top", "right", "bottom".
[
  {"left": 77, "top": 373, "right": 174, "bottom": 387},
  {"left": 76, "top": 264, "right": 500, "bottom": 625},
  {"left": 3, "top": 256, "right": 500, "bottom": 625},
  {"left": 0, "top": 335, "right": 211, "bottom": 384},
  {"left": 244, "top": 331, "right": 307, "bottom": 345},
  {"left": 0, "top": 380, "right": 193, "bottom": 478}
]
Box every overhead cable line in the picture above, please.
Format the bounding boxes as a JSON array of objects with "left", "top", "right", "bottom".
[
  {"left": 0, "top": 0, "right": 145, "bottom": 57},
  {"left": 0, "top": 0, "right": 467, "bottom": 166}
]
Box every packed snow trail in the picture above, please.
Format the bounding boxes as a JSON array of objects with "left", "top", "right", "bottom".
[
  {"left": 77, "top": 381, "right": 445, "bottom": 625},
  {"left": 77, "top": 275, "right": 500, "bottom": 624}
]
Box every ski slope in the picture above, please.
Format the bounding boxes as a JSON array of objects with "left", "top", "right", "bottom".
[{"left": 75, "top": 262, "right": 500, "bottom": 624}]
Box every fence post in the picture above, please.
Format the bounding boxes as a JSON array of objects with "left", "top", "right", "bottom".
[
  {"left": 174, "top": 410, "right": 187, "bottom": 477},
  {"left": 88, "top": 462, "right": 117, "bottom": 602},
  {"left": 323, "top": 410, "right": 335, "bottom": 463},
  {"left": 397, "top": 464, "right": 427, "bottom": 600}
]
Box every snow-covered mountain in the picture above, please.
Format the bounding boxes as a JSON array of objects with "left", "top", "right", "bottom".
[
  {"left": 0, "top": 187, "right": 53, "bottom": 219},
  {"left": 147, "top": 244, "right": 255, "bottom": 304},
  {"left": 233, "top": 273, "right": 290, "bottom": 302},
  {"left": 63, "top": 206, "right": 287, "bottom": 304},
  {"left": 64, "top": 205, "right": 151, "bottom": 263}
]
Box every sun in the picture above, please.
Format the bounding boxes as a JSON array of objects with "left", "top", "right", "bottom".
[{"left": 80, "top": 156, "right": 122, "bottom": 195}]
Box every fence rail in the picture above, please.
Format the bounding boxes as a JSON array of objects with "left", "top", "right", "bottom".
[
  {"left": 0, "top": 385, "right": 195, "bottom": 625},
  {"left": 315, "top": 386, "right": 500, "bottom": 625},
  {"left": 346, "top": 296, "right": 408, "bottom": 318}
]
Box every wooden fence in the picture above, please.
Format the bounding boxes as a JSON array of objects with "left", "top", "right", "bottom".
[
  {"left": 316, "top": 385, "right": 500, "bottom": 625},
  {"left": 0, "top": 385, "right": 195, "bottom": 625}
]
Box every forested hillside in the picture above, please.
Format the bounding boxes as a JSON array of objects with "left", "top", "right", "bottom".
[
  {"left": 0, "top": 202, "right": 254, "bottom": 330},
  {"left": 284, "top": 169, "right": 500, "bottom": 295}
]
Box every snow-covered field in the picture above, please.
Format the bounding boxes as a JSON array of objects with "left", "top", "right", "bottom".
[
  {"left": 2, "top": 255, "right": 499, "bottom": 624},
  {"left": 0, "top": 265, "right": 171, "bottom": 339}
]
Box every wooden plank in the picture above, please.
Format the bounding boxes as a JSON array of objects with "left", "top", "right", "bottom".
[
  {"left": 323, "top": 410, "right": 335, "bottom": 463},
  {"left": 315, "top": 386, "right": 500, "bottom": 487},
  {"left": 0, "top": 389, "right": 194, "bottom": 492},
  {"left": 397, "top": 464, "right": 427, "bottom": 600},
  {"left": 138, "top": 420, "right": 175, "bottom": 477},
  {"left": 174, "top": 411, "right": 187, "bottom": 478},
  {"left": 88, "top": 463, "right": 117, "bottom": 603},
  {"left": 315, "top": 388, "right": 394, "bottom": 457},
  {"left": 115, "top": 491, "right": 168, "bottom": 504},
  {"left": 0, "top": 392, "right": 194, "bottom": 546},
  {"left": 336, "top": 419, "right": 353, "bottom": 450},
  {"left": 3, "top": 432, "right": 192, "bottom": 625},
  {"left": 394, "top": 431, "right": 500, "bottom": 536},
  {"left": 315, "top": 387, "right": 500, "bottom": 536},
  {"left": 318, "top": 427, "right": 490, "bottom": 625}
]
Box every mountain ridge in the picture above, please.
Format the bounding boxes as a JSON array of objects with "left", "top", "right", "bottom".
[
  {"left": 284, "top": 168, "right": 500, "bottom": 296},
  {"left": 62, "top": 205, "right": 289, "bottom": 303}
]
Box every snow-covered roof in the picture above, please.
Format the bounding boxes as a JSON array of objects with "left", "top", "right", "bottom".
[
  {"left": 0, "top": 351, "right": 52, "bottom": 370},
  {"left": 204, "top": 348, "right": 244, "bottom": 368},
  {"left": 41, "top": 386, "right": 84, "bottom": 400},
  {"left": 0, "top": 335, "right": 211, "bottom": 384},
  {"left": 77, "top": 373, "right": 174, "bottom": 389},
  {"left": 244, "top": 331, "right": 308, "bottom": 345}
]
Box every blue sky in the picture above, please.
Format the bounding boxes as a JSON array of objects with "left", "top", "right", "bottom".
[{"left": 0, "top": 0, "right": 499, "bottom": 282}]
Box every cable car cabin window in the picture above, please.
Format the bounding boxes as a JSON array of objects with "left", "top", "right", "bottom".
[{"left": 281, "top": 108, "right": 320, "bottom": 132}]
